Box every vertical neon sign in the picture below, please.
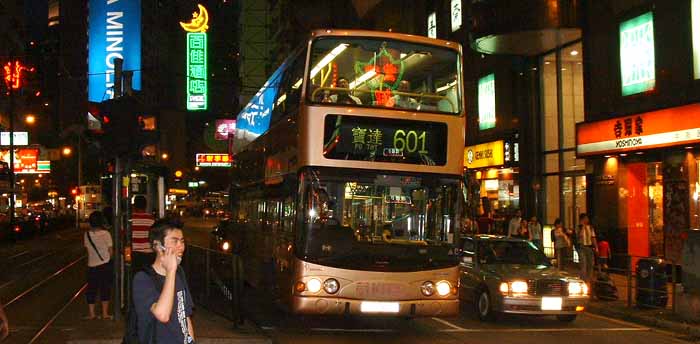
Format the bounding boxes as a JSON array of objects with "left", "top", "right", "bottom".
[{"left": 181, "top": 4, "right": 209, "bottom": 111}]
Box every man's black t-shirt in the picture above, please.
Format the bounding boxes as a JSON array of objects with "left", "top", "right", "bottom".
[{"left": 133, "top": 268, "right": 194, "bottom": 344}]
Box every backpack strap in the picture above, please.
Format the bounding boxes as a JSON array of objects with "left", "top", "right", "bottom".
[{"left": 86, "top": 231, "right": 105, "bottom": 262}]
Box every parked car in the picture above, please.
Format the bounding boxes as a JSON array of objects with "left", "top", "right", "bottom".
[{"left": 459, "top": 235, "right": 589, "bottom": 322}]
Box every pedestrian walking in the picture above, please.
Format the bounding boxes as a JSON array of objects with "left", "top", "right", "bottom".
[
  {"left": 553, "top": 218, "right": 571, "bottom": 269},
  {"left": 576, "top": 213, "right": 598, "bottom": 283},
  {"left": 84, "top": 211, "right": 113, "bottom": 320},
  {"left": 132, "top": 218, "right": 195, "bottom": 344},
  {"left": 528, "top": 216, "right": 543, "bottom": 249},
  {"left": 130, "top": 195, "right": 156, "bottom": 272}
]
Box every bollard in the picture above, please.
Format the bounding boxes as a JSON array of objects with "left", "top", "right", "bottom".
[
  {"left": 627, "top": 256, "right": 632, "bottom": 308},
  {"left": 672, "top": 264, "right": 677, "bottom": 313},
  {"left": 231, "top": 253, "right": 243, "bottom": 327}
]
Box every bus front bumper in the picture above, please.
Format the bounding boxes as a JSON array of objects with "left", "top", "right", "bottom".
[{"left": 291, "top": 296, "right": 459, "bottom": 317}]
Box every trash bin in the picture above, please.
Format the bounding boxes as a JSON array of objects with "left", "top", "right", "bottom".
[{"left": 636, "top": 257, "right": 668, "bottom": 308}]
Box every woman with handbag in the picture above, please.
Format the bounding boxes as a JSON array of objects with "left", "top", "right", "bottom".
[{"left": 84, "top": 211, "right": 113, "bottom": 320}]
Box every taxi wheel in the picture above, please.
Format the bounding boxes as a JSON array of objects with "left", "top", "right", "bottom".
[
  {"left": 556, "top": 314, "right": 577, "bottom": 322},
  {"left": 475, "top": 288, "right": 495, "bottom": 321}
]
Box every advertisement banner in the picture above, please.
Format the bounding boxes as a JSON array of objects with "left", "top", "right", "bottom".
[
  {"left": 0, "top": 132, "right": 28, "bottom": 146},
  {"left": 0, "top": 148, "right": 39, "bottom": 173},
  {"left": 88, "top": 0, "right": 141, "bottom": 102}
]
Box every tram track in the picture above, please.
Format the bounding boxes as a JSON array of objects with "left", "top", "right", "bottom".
[{"left": 2, "top": 254, "right": 88, "bottom": 344}]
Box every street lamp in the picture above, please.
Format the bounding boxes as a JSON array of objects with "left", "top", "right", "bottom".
[
  {"left": 62, "top": 146, "right": 72, "bottom": 156},
  {"left": 24, "top": 114, "right": 36, "bottom": 125},
  {"left": 161, "top": 152, "right": 169, "bottom": 160}
]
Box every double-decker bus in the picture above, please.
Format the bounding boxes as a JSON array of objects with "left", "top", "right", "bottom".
[{"left": 229, "top": 30, "right": 465, "bottom": 317}]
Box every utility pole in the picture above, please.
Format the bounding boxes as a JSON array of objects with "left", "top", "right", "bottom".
[{"left": 8, "top": 54, "right": 16, "bottom": 227}]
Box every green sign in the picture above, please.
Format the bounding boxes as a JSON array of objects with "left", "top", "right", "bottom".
[
  {"left": 188, "top": 181, "right": 199, "bottom": 188},
  {"left": 187, "top": 32, "right": 207, "bottom": 110},
  {"left": 620, "top": 12, "right": 655, "bottom": 96},
  {"left": 478, "top": 73, "right": 495, "bottom": 130}
]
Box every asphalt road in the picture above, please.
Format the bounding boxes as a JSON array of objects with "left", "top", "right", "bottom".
[
  {"left": 179, "top": 216, "right": 693, "bottom": 344},
  {"left": 0, "top": 217, "right": 693, "bottom": 343}
]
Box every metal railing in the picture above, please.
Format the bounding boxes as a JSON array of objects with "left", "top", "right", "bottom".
[{"left": 183, "top": 244, "right": 244, "bottom": 326}]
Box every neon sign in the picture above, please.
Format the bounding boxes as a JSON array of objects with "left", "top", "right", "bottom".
[
  {"left": 620, "top": 12, "right": 655, "bottom": 96},
  {"left": 196, "top": 153, "right": 231, "bottom": 167},
  {"left": 182, "top": 4, "right": 209, "bottom": 111},
  {"left": 478, "top": 73, "right": 496, "bottom": 130},
  {"left": 3, "top": 61, "right": 34, "bottom": 91}
]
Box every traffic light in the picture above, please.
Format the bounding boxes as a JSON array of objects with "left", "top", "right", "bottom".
[
  {"left": 95, "top": 94, "right": 160, "bottom": 158},
  {"left": 71, "top": 187, "right": 79, "bottom": 196}
]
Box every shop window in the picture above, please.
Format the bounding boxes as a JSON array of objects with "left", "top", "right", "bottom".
[
  {"left": 563, "top": 151, "right": 585, "bottom": 171},
  {"left": 545, "top": 175, "right": 560, "bottom": 224},
  {"left": 545, "top": 153, "right": 559, "bottom": 173},
  {"left": 561, "top": 43, "right": 584, "bottom": 149}
]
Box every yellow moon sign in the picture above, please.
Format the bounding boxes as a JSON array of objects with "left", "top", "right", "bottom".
[{"left": 180, "top": 4, "right": 209, "bottom": 33}]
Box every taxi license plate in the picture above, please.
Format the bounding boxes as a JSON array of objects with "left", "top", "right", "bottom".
[
  {"left": 361, "top": 301, "right": 400, "bottom": 313},
  {"left": 541, "top": 297, "right": 562, "bottom": 310}
]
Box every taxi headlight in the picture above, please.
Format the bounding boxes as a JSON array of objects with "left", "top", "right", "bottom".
[
  {"left": 420, "top": 281, "right": 435, "bottom": 296},
  {"left": 307, "top": 278, "right": 322, "bottom": 293},
  {"left": 568, "top": 281, "right": 588, "bottom": 296},
  {"left": 323, "top": 278, "right": 340, "bottom": 294},
  {"left": 436, "top": 281, "right": 451, "bottom": 296},
  {"left": 510, "top": 281, "right": 529, "bottom": 294},
  {"left": 499, "top": 282, "right": 509, "bottom": 294}
]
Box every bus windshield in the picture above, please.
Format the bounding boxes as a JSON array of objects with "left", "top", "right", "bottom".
[
  {"left": 298, "top": 167, "right": 462, "bottom": 271},
  {"left": 306, "top": 37, "right": 461, "bottom": 114}
]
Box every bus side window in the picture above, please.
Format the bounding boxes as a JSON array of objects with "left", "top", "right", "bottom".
[{"left": 272, "top": 47, "right": 306, "bottom": 123}]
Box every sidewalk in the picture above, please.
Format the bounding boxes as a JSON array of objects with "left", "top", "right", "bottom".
[
  {"left": 563, "top": 266, "right": 700, "bottom": 338},
  {"left": 38, "top": 291, "right": 270, "bottom": 344}
]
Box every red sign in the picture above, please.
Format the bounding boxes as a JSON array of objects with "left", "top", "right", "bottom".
[
  {"left": 0, "top": 148, "right": 39, "bottom": 173},
  {"left": 3, "top": 61, "right": 34, "bottom": 91},
  {"left": 196, "top": 153, "right": 232, "bottom": 167},
  {"left": 215, "top": 119, "right": 236, "bottom": 141},
  {"left": 576, "top": 103, "right": 700, "bottom": 156}
]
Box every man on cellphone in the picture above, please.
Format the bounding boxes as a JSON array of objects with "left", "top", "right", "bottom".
[{"left": 132, "top": 218, "right": 195, "bottom": 343}]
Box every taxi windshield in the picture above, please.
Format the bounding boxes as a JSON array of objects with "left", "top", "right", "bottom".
[{"left": 306, "top": 37, "right": 461, "bottom": 114}]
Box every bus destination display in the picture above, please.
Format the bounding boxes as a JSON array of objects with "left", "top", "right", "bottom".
[{"left": 323, "top": 115, "right": 447, "bottom": 165}]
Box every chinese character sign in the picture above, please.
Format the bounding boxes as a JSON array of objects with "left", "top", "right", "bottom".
[
  {"left": 620, "top": 12, "right": 655, "bottom": 96},
  {"left": 478, "top": 73, "right": 496, "bottom": 130},
  {"left": 196, "top": 153, "right": 232, "bottom": 167},
  {"left": 187, "top": 32, "right": 207, "bottom": 110}
]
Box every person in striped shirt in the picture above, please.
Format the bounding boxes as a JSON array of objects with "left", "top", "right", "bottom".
[{"left": 131, "top": 195, "right": 155, "bottom": 272}]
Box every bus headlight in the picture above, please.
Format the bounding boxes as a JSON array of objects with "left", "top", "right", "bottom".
[
  {"left": 307, "top": 278, "right": 322, "bottom": 293},
  {"left": 221, "top": 241, "right": 230, "bottom": 251},
  {"left": 420, "top": 281, "right": 435, "bottom": 296},
  {"left": 436, "top": 281, "right": 451, "bottom": 296},
  {"left": 323, "top": 278, "right": 340, "bottom": 294}
]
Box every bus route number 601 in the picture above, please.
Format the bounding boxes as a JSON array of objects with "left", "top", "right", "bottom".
[{"left": 393, "top": 130, "right": 428, "bottom": 155}]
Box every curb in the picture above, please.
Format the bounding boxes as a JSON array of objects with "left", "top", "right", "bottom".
[
  {"left": 67, "top": 337, "right": 271, "bottom": 344},
  {"left": 586, "top": 303, "right": 700, "bottom": 338}
]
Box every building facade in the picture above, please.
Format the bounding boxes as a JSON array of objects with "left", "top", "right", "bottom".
[{"left": 576, "top": 0, "right": 700, "bottom": 265}]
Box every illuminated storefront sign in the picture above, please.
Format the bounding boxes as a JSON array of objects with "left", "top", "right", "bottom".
[
  {"left": 188, "top": 182, "right": 199, "bottom": 188},
  {"left": 181, "top": 4, "right": 209, "bottom": 111},
  {"left": 196, "top": 153, "right": 232, "bottom": 167},
  {"left": 0, "top": 148, "right": 40, "bottom": 173},
  {"left": 478, "top": 73, "right": 496, "bottom": 130},
  {"left": 322, "top": 115, "right": 448, "bottom": 166},
  {"left": 451, "top": 0, "right": 462, "bottom": 32},
  {"left": 427, "top": 12, "right": 437, "bottom": 38},
  {"left": 693, "top": 0, "right": 700, "bottom": 79},
  {"left": 0, "top": 132, "right": 28, "bottom": 146},
  {"left": 168, "top": 188, "right": 188, "bottom": 195},
  {"left": 236, "top": 60, "right": 287, "bottom": 141},
  {"left": 576, "top": 103, "right": 700, "bottom": 156},
  {"left": 88, "top": 0, "right": 141, "bottom": 102},
  {"left": 464, "top": 140, "right": 504, "bottom": 169},
  {"left": 620, "top": 12, "right": 655, "bottom": 96},
  {"left": 215, "top": 119, "right": 236, "bottom": 140}
]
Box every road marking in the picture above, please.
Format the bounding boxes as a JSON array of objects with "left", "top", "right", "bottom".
[
  {"left": 432, "top": 317, "right": 468, "bottom": 331},
  {"left": 438, "top": 327, "right": 649, "bottom": 333},
  {"left": 309, "top": 328, "right": 398, "bottom": 333},
  {"left": 8, "top": 250, "right": 30, "bottom": 259},
  {"left": 585, "top": 312, "right": 688, "bottom": 340}
]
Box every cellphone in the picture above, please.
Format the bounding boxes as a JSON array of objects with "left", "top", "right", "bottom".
[{"left": 157, "top": 243, "right": 166, "bottom": 253}]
